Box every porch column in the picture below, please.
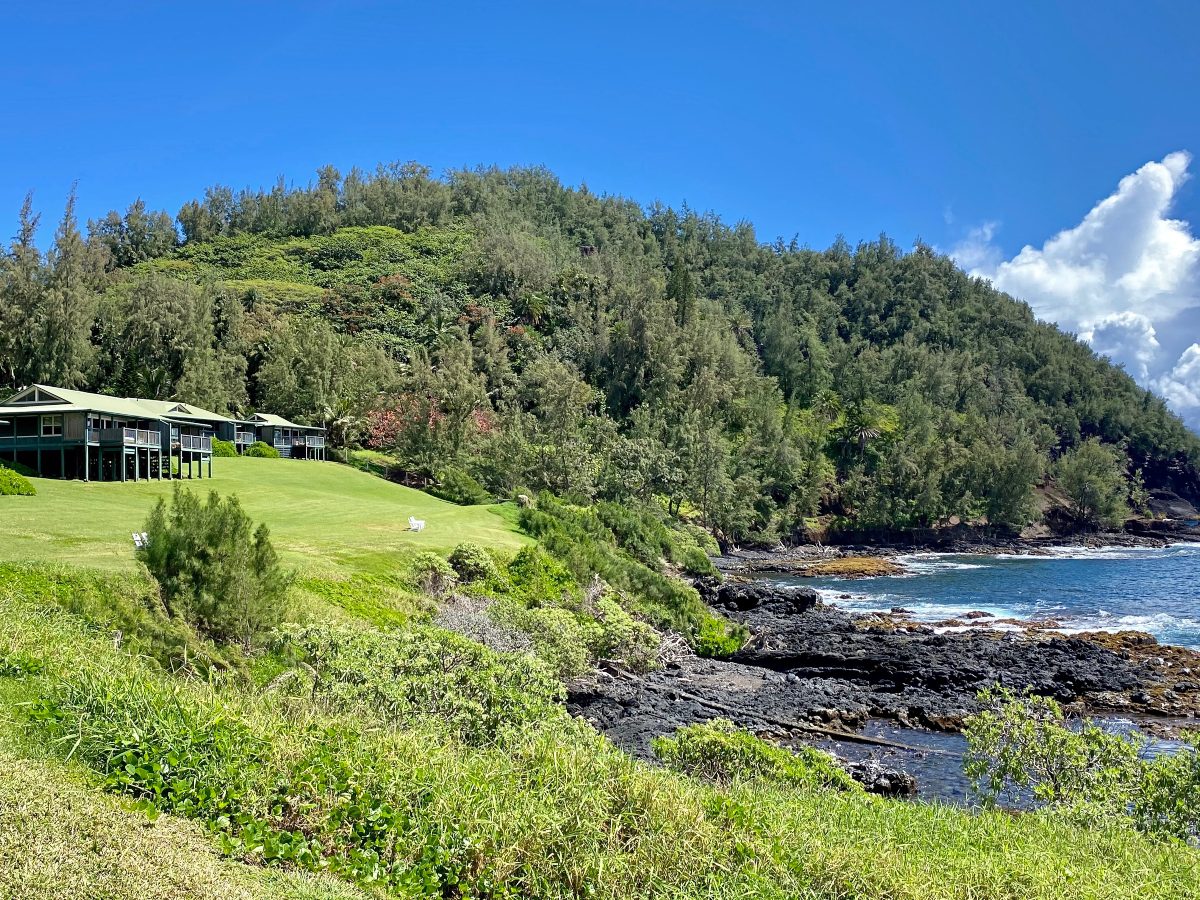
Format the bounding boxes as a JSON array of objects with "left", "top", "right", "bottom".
[
  {"left": 84, "top": 442, "right": 89, "bottom": 482},
  {"left": 134, "top": 448, "right": 140, "bottom": 482}
]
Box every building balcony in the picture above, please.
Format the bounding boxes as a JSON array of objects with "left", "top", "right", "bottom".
[
  {"left": 93, "top": 427, "right": 162, "bottom": 449},
  {"left": 180, "top": 434, "right": 212, "bottom": 453},
  {"left": 234, "top": 430, "right": 255, "bottom": 445}
]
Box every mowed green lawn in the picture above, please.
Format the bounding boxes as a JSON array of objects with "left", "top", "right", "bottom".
[{"left": 0, "top": 457, "right": 526, "bottom": 576}]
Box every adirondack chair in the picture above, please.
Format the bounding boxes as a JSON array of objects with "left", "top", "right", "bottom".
[
  {"left": 408, "top": 516, "right": 426, "bottom": 532},
  {"left": 131, "top": 532, "right": 144, "bottom": 548}
]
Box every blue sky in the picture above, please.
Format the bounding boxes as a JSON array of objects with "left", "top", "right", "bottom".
[{"left": 3, "top": 1, "right": 1200, "bottom": 423}]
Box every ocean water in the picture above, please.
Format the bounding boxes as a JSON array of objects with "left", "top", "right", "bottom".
[{"left": 770, "top": 543, "right": 1200, "bottom": 649}]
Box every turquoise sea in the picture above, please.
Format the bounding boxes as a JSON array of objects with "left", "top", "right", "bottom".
[{"left": 785, "top": 543, "right": 1200, "bottom": 650}]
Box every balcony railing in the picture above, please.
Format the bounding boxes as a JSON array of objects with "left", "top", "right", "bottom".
[
  {"left": 94, "top": 427, "right": 162, "bottom": 448},
  {"left": 235, "top": 430, "right": 255, "bottom": 445},
  {"left": 294, "top": 435, "right": 325, "bottom": 448},
  {"left": 180, "top": 434, "right": 212, "bottom": 452}
]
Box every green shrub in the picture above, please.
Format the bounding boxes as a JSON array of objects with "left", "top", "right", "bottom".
[
  {"left": 590, "top": 592, "right": 660, "bottom": 670},
  {"left": 490, "top": 603, "right": 596, "bottom": 679},
  {"left": 271, "top": 623, "right": 563, "bottom": 743},
  {"left": 680, "top": 545, "right": 715, "bottom": 576},
  {"left": 653, "top": 719, "right": 863, "bottom": 793},
  {"left": 244, "top": 441, "right": 281, "bottom": 458},
  {"left": 965, "top": 689, "right": 1200, "bottom": 842},
  {"left": 211, "top": 438, "right": 237, "bottom": 457},
  {"left": 411, "top": 551, "right": 457, "bottom": 597},
  {"left": 427, "top": 465, "right": 491, "bottom": 505},
  {"left": 140, "top": 486, "right": 292, "bottom": 647},
  {"left": 519, "top": 495, "right": 746, "bottom": 657},
  {"left": 0, "top": 466, "right": 36, "bottom": 496},
  {"left": 506, "top": 544, "right": 576, "bottom": 602},
  {"left": 447, "top": 541, "right": 499, "bottom": 583},
  {"left": 0, "top": 458, "right": 37, "bottom": 477}
]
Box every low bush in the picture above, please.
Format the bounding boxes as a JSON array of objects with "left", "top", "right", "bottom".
[
  {"left": 653, "top": 719, "right": 863, "bottom": 793},
  {"left": 0, "top": 466, "right": 36, "bottom": 496},
  {"left": 211, "top": 438, "right": 237, "bottom": 457},
  {"left": 244, "top": 441, "right": 281, "bottom": 458},
  {"left": 679, "top": 545, "right": 715, "bottom": 576},
  {"left": 427, "top": 465, "right": 491, "bottom": 505},
  {"left": 447, "top": 541, "right": 499, "bottom": 583},
  {"left": 0, "top": 458, "right": 38, "bottom": 477},
  {"left": 965, "top": 689, "right": 1200, "bottom": 842},
  {"left": 140, "top": 486, "right": 292, "bottom": 648},
  {"left": 411, "top": 550, "right": 457, "bottom": 597},
  {"left": 495, "top": 546, "right": 660, "bottom": 676},
  {"left": 271, "top": 623, "right": 564, "bottom": 743},
  {"left": 520, "top": 495, "right": 745, "bottom": 656},
  {"left": 490, "top": 603, "right": 596, "bottom": 678}
]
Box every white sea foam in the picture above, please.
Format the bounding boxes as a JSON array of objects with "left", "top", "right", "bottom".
[
  {"left": 814, "top": 588, "right": 1020, "bottom": 622},
  {"left": 993, "top": 543, "right": 1200, "bottom": 562}
]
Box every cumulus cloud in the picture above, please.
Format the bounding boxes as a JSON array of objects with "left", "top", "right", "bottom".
[{"left": 953, "top": 152, "right": 1200, "bottom": 431}]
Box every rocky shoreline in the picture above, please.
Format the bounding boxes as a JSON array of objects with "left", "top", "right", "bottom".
[
  {"left": 567, "top": 567, "right": 1200, "bottom": 797},
  {"left": 712, "top": 520, "right": 1200, "bottom": 575}
]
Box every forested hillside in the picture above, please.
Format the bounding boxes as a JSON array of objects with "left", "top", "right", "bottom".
[{"left": 3, "top": 163, "right": 1198, "bottom": 542}]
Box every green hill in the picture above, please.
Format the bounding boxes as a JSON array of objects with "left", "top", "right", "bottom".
[{"left": 4, "top": 164, "right": 1199, "bottom": 545}]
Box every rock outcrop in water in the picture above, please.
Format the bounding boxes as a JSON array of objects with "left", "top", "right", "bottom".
[{"left": 568, "top": 578, "right": 1200, "bottom": 763}]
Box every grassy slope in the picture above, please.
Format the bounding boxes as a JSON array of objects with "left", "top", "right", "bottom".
[
  {"left": 0, "top": 679, "right": 372, "bottom": 900},
  {"left": 0, "top": 457, "right": 525, "bottom": 576}
]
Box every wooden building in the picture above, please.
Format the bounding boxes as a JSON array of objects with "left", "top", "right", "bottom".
[
  {"left": 249, "top": 413, "right": 326, "bottom": 460},
  {"left": 0, "top": 385, "right": 216, "bottom": 481},
  {"left": 0, "top": 384, "right": 329, "bottom": 479}
]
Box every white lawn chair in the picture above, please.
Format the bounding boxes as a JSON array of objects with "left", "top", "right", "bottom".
[
  {"left": 408, "top": 516, "right": 426, "bottom": 532},
  {"left": 132, "top": 532, "right": 144, "bottom": 548}
]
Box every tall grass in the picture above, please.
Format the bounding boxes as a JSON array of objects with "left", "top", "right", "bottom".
[{"left": 2, "top": 574, "right": 1198, "bottom": 899}]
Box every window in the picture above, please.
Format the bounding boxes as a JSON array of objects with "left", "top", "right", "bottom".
[{"left": 41, "top": 415, "right": 63, "bottom": 437}]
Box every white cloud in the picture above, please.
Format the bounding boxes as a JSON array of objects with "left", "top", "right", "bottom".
[
  {"left": 948, "top": 220, "right": 1002, "bottom": 272},
  {"left": 1155, "top": 344, "right": 1200, "bottom": 410},
  {"left": 956, "top": 152, "right": 1200, "bottom": 431},
  {"left": 1084, "top": 311, "right": 1160, "bottom": 381}
]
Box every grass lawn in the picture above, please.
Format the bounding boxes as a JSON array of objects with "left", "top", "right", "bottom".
[{"left": 0, "top": 457, "right": 526, "bottom": 577}]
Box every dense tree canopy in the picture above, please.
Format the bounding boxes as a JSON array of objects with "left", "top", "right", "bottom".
[{"left": 2, "top": 162, "right": 1197, "bottom": 542}]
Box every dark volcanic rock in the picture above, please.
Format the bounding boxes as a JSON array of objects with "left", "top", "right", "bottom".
[
  {"left": 694, "top": 576, "right": 819, "bottom": 614},
  {"left": 568, "top": 577, "right": 1199, "bottom": 763},
  {"left": 842, "top": 759, "right": 918, "bottom": 797}
]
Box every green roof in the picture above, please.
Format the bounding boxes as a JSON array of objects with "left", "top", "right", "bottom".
[
  {"left": 0, "top": 385, "right": 233, "bottom": 424},
  {"left": 0, "top": 385, "right": 312, "bottom": 432}
]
